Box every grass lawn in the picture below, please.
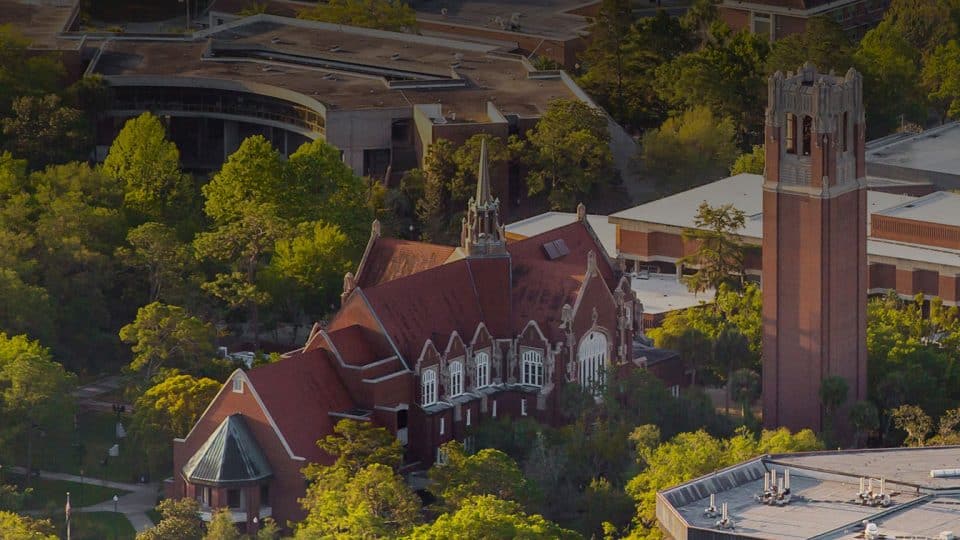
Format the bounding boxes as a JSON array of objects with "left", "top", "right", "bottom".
[
  {"left": 30, "top": 411, "right": 156, "bottom": 484},
  {"left": 46, "top": 511, "right": 136, "bottom": 540},
  {"left": 11, "top": 476, "right": 130, "bottom": 510}
]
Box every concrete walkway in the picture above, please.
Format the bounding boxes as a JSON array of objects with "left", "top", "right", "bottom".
[{"left": 10, "top": 467, "right": 158, "bottom": 533}]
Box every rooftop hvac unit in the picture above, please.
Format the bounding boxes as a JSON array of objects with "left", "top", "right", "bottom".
[
  {"left": 865, "top": 522, "right": 880, "bottom": 540},
  {"left": 940, "top": 532, "right": 956, "bottom": 540},
  {"left": 931, "top": 469, "right": 960, "bottom": 478}
]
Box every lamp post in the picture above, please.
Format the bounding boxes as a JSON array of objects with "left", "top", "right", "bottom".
[
  {"left": 79, "top": 468, "right": 84, "bottom": 502},
  {"left": 112, "top": 494, "right": 119, "bottom": 540}
]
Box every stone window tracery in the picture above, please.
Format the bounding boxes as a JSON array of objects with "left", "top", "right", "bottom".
[
  {"left": 578, "top": 331, "right": 608, "bottom": 395},
  {"left": 521, "top": 349, "right": 544, "bottom": 386},
  {"left": 449, "top": 360, "right": 464, "bottom": 396},
  {"left": 421, "top": 369, "right": 437, "bottom": 406},
  {"left": 475, "top": 351, "right": 490, "bottom": 388}
]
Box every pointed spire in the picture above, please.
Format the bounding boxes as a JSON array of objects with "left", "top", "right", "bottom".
[{"left": 476, "top": 138, "right": 492, "bottom": 206}]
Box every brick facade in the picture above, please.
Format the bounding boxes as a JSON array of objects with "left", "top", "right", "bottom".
[{"left": 761, "top": 66, "right": 868, "bottom": 435}]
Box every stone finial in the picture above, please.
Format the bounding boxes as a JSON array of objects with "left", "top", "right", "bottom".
[
  {"left": 343, "top": 272, "right": 355, "bottom": 294},
  {"left": 587, "top": 250, "right": 597, "bottom": 274},
  {"left": 576, "top": 202, "right": 586, "bottom": 222},
  {"left": 560, "top": 303, "right": 573, "bottom": 329},
  {"left": 371, "top": 219, "right": 381, "bottom": 238}
]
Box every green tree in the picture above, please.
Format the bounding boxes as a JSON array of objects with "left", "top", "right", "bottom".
[
  {"left": 203, "top": 507, "right": 241, "bottom": 540},
  {"left": 415, "top": 139, "right": 458, "bottom": 243},
  {"left": 2, "top": 94, "right": 88, "bottom": 169},
  {"left": 409, "top": 495, "right": 581, "bottom": 540},
  {"left": 102, "top": 112, "right": 193, "bottom": 224},
  {"left": 255, "top": 517, "right": 281, "bottom": 540},
  {"left": 714, "top": 327, "right": 750, "bottom": 412},
  {"left": 678, "top": 202, "right": 746, "bottom": 295},
  {"left": 429, "top": 441, "right": 534, "bottom": 512},
  {"left": 519, "top": 100, "right": 613, "bottom": 210},
  {"left": 883, "top": 0, "right": 956, "bottom": 54},
  {"left": 729, "top": 368, "right": 761, "bottom": 419},
  {"left": 0, "top": 267, "right": 54, "bottom": 344},
  {"left": 313, "top": 418, "right": 403, "bottom": 474},
  {"left": 661, "top": 327, "right": 712, "bottom": 386},
  {"left": 137, "top": 498, "right": 203, "bottom": 540},
  {"left": 297, "top": 463, "right": 421, "bottom": 539},
  {"left": 819, "top": 375, "right": 849, "bottom": 442},
  {"left": 922, "top": 40, "right": 960, "bottom": 122},
  {"left": 765, "top": 17, "right": 854, "bottom": 75},
  {"left": 641, "top": 106, "right": 738, "bottom": 190},
  {"left": 0, "top": 25, "right": 65, "bottom": 113},
  {"left": 298, "top": 0, "right": 417, "bottom": 31},
  {"left": 284, "top": 139, "right": 373, "bottom": 249},
  {"left": 117, "top": 222, "right": 195, "bottom": 304},
  {"left": 449, "top": 134, "right": 511, "bottom": 205},
  {"left": 730, "top": 144, "right": 764, "bottom": 176},
  {"left": 265, "top": 220, "right": 353, "bottom": 319},
  {"left": 849, "top": 400, "right": 879, "bottom": 448},
  {"left": 0, "top": 333, "right": 76, "bottom": 486},
  {"left": 202, "top": 136, "right": 284, "bottom": 225},
  {"left": 194, "top": 205, "right": 285, "bottom": 345},
  {"left": 655, "top": 25, "right": 769, "bottom": 140},
  {"left": 131, "top": 373, "right": 220, "bottom": 473},
  {"left": 890, "top": 404, "right": 932, "bottom": 446},
  {"left": 854, "top": 20, "right": 925, "bottom": 138},
  {"left": 577, "top": 0, "right": 637, "bottom": 124},
  {"left": 930, "top": 408, "right": 960, "bottom": 446},
  {"left": 119, "top": 302, "right": 217, "bottom": 382},
  {"left": 0, "top": 511, "right": 57, "bottom": 539}
]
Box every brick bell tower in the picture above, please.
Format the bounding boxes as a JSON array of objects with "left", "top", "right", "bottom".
[{"left": 762, "top": 63, "right": 867, "bottom": 433}]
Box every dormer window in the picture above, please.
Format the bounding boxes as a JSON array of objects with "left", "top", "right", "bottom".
[
  {"left": 422, "top": 369, "right": 437, "bottom": 406},
  {"left": 449, "top": 360, "right": 464, "bottom": 396},
  {"left": 521, "top": 349, "right": 544, "bottom": 387}
]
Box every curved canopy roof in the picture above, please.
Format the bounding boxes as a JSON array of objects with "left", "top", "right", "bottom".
[{"left": 183, "top": 414, "right": 272, "bottom": 486}]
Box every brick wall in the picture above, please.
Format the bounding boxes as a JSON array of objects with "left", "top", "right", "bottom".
[{"left": 872, "top": 214, "right": 960, "bottom": 250}]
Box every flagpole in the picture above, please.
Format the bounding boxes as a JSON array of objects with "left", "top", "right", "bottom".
[{"left": 65, "top": 491, "right": 71, "bottom": 540}]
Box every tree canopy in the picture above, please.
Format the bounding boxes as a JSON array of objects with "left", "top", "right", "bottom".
[
  {"left": 641, "top": 106, "right": 738, "bottom": 190},
  {"left": 298, "top": 0, "right": 417, "bottom": 32}
]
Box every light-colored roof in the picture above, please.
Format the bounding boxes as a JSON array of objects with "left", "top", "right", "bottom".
[
  {"left": 875, "top": 190, "right": 960, "bottom": 228},
  {"left": 866, "top": 121, "right": 960, "bottom": 177},
  {"left": 505, "top": 212, "right": 616, "bottom": 259},
  {"left": 660, "top": 447, "right": 960, "bottom": 540},
  {"left": 610, "top": 174, "right": 766, "bottom": 239},
  {"left": 610, "top": 174, "right": 917, "bottom": 240},
  {"left": 868, "top": 238, "right": 960, "bottom": 268},
  {"left": 629, "top": 273, "right": 713, "bottom": 315}
]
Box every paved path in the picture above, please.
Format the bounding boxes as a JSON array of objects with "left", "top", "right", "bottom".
[
  {"left": 73, "top": 375, "right": 136, "bottom": 413},
  {"left": 10, "top": 467, "right": 157, "bottom": 533}
]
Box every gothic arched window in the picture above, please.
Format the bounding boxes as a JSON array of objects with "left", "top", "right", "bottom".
[
  {"left": 521, "top": 349, "right": 544, "bottom": 387},
  {"left": 785, "top": 113, "right": 796, "bottom": 154},
  {"left": 475, "top": 351, "right": 490, "bottom": 389},
  {"left": 802, "top": 115, "right": 812, "bottom": 156},
  {"left": 421, "top": 369, "right": 437, "bottom": 406},
  {"left": 578, "top": 331, "right": 608, "bottom": 395},
  {"left": 449, "top": 360, "right": 464, "bottom": 396}
]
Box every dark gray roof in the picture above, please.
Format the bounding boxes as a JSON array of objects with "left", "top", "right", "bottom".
[{"left": 183, "top": 414, "right": 272, "bottom": 486}]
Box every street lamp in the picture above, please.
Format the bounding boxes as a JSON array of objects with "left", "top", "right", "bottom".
[
  {"left": 112, "top": 494, "right": 119, "bottom": 540},
  {"left": 79, "top": 469, "right": 84, "bottom": 502},
  {"left": 113, "top": 494, "right": 118, "bottom": 513}
]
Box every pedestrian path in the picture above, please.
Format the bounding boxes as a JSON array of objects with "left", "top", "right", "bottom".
[{"left": 9, "top": 466, "right": 157, "bottom": 533}]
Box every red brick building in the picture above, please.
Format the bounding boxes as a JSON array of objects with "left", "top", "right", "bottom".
[
  {"left": 169, "top": 143, "right": 642, "bottom": 531},
  {"left": 719, "top": 0, "right": 888, "bottom": 41},
  {"left": 761, "top": 65, "right": 868, "bottom": 433}
]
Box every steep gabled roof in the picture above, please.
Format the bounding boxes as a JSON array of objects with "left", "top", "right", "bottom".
[
  {"left": 325, "top": 324, "right": 395, "bottom": 367},
  {"left": 246, "top": 348, "right": 354, "bottom": 463},
  {"left": 183, "top": 414, "right": 272, "bottom": 486},
  {"left": 507, "top": 221, "right": 616, "bottom": 342},
  {"left": 355, "top": 237, "right": 456, "bottom": 289},
  {"left": 361, "top": 260, "right": 484, "bottom": 362}
]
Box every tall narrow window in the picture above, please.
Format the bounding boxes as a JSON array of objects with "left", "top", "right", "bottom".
[
  {"left": 802, "top": 116, "right": 812, "bottom": 156},
  {"left": 449, "top": 361, "right": 464, "bottom": 396},
  {"left": 492, "top": 400, "right": 497, "bottom": 417},
  {"left": 466, "top": 409, "right": 471, "bottom": 426},
  {"left": 578, "top": 331, "right": 608, "bottom": 395},
  {"left": 421, "top": 369, "right": 437, "bottom": 406},
  {"left": 521, "top": 350, "right": 544, "bottom": 386},
  {"left": 440, "top": 417, "right": 445, "bottom": 435},
  {"left": 785, "top": 113, "right": 796, "bottom": 154},
  {"left": 842, "top": 111, "right": 849, "bottom": 152},
  {"left": 521, "top": 398, "right": 528, "bottom": 416},
  {"left": 475, "top": 351, "right": 490, "bottom": 388}
]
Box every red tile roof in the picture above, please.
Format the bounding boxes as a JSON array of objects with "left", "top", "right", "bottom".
[
  {"left": 246, "top": 348, "right": 354, "bottom": 463},
  {"left": 355, "top": 237, "right": 456, "bottom": 289},
  {"left": 507, "top": 221, "right": 616, "bottom": 341},
  {"left": 361, "top": 260, "right": 484, "bottom": 361},
  {"left": 325, "top": 324, "right": 394, "bottom": 366}
]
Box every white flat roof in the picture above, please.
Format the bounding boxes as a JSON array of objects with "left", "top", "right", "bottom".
[
  {"left": 866, "top": 121, "right": 960, "bottom": 176},
  {"left": 505, "top": 212, "right": 617, "bottom": 259},
  {"left": 874, "top": 190, "right": 960, "bottom": 227},
  {"left": 629, "top": 273, "right": 713, "bottom": 315},
  {"left": 610, "top": 173, "right": 766, "bottom": 238}
]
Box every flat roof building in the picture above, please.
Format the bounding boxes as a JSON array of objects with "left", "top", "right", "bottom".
[
  {"left": 866, "top": 122, "right": 960, "bottom": 190},
  {"left": 658, "top": 446, "right": 960, "bottom": 539}
]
